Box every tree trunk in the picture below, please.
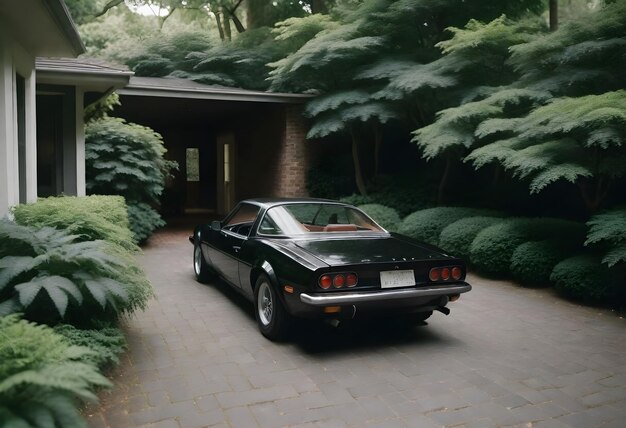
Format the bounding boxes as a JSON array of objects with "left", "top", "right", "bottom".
[
  {"left": 373, "top": 124, "right": 382, "bottom": 177},
  {"left": 214, "top": 12, "right": 226, "bottom": 41},
  {"left": 246, "top": 0, "right": 268, "bottom": 29},
  {"left": 578, "top": 177, "right": 610, "bottom": 215},
  {"left": 437, "top": 155, "right": 452, "bottom": 206},
  {"left": 549, "top": 0, "right": 558, "bottom": 31},
  {"left": 350, "top": 127, "right": 368, "bottom": 196},
  {"left": 222, "top": 7, "right": 232, "bottom": 40}
]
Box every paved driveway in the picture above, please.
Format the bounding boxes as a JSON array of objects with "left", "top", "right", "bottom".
[{"left": 89, "top": 229, "right": 626, "bottom": 428}]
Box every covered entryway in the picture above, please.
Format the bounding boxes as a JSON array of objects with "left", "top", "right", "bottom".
[{"left": 115, "top": 77, "right": 314, "bottom": 217}]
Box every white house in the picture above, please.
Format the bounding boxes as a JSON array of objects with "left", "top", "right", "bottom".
[{"left": 0, "top": 0, "right": 131, "bottom": 217}]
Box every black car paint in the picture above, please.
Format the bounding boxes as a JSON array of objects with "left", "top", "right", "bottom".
[{"left": 194, "top": 199, "right": 470, "bottom": 319}]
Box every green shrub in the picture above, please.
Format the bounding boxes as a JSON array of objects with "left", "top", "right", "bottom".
[
  {"left": 585, "top": 207, "right": 626, "bottom": 267},
  {"left": 54, "top": 325, "right": 126, "bottom": 368},
  {"left": 439, "top": 216, "right": 500, "bottom": 259},
  {"left": 340, "top": 194, "right": 374, "bottom": 207},
  {"left": 471, "top": 218, "right": 585, "bottom": 276},
  {"left": 399, "top": 207, "right": 496, "bottom": 246},
  {"left": 0, "top": 220, "right": 150, "bottom": 325},
  {"left": 86, "top": 117, "right": 177, "bottom": 243},
  {"left": 357, "top": 204, "right": 401, "bottom": 231},
  {"left": 127, "top": 202, "right": 166, "bottom": 244},
  {"left": 13, "top": 195, "right": 137, "bottom": 253},
  {"left": 510, "top": 240, "right": 568, "bottom": 285},
  {"left": 551, "top": 255, "right": 624, "bottom": 302},
  {"left": 0, "top": 315, "right": 109, "bottom": 428}
]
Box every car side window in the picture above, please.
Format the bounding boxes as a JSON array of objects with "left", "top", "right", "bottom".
[
  {"left": 223, "top": 203, "right": 260, "bottom": 236},
  {"left": 258, "top": 215, "right": 282, "bottom": 235}
]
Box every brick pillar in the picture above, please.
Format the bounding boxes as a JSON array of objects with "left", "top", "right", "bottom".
[{"left": 273, "top": 104, "right": 310, "bottom": 197}]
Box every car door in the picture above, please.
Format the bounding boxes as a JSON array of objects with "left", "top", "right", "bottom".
[{"left": 207, "top": 203, "right": 260, "bottom": 288}]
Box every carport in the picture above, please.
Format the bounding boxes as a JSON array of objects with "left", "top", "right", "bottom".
[{"left": 115, "top": 76, "right": 314, "bottom": 216}]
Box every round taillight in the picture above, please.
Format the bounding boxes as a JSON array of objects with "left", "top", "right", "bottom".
[
  {"left": 346, "top": 273, "right": 358, "bottom": 287},
  {"left": 333, "top": 274, "right": 345, "bottom": 288},
  {"left": 441, "top": 268, "right": 450, "bottom": 280},
  {"left": 452, "top": 266, "right": 462, "bottom": 280},
  {"left": 319, "top": 275, "right": 332, "bottom": 289},
  {"left": 429, "top": 268, "right": 440, "bottom": 282}
]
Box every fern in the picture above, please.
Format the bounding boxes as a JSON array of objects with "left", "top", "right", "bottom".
[
  {"left": 0, "top": 221, "right": 145, "bottom": 324},
  {"left": 0, "top": 315, "right": 109, "bottom": 428},
  {"left": 585, "top": 207, "right": 626, "bottom": 267}
]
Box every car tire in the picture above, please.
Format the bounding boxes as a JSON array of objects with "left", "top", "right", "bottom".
[
  {"left": 254, "top": 274, "right": 290, "bottom": 341},
  {"left": 193, "top": 241, "right": 214, "bottom": 283}
]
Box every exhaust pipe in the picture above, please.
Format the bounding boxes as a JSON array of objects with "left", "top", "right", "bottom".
[{"left": 436, "top": 306, "right": 451, "bottom": 316}]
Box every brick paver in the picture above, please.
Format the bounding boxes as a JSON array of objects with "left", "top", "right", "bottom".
[{"left": 88, "top": 228, "right": 626, "bottom": 428}]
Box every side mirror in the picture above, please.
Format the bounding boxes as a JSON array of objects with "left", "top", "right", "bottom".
[{"left": 210, "top": 220, "right": 221, "bottom": 231}]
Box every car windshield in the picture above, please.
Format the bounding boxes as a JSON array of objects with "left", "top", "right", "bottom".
[{"left": 259, "top": 203, "right": 384, "bottom": 236}]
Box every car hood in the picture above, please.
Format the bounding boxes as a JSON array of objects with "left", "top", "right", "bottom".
[{"left": 292, "top": 234, "right": 452, "bottom": 266}]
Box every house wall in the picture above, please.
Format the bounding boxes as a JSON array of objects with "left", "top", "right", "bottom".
[{"left": 0, "top": 26, "right": 38, "bottom": 217}]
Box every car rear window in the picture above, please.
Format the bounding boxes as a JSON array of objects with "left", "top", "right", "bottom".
[{"left": 259, "top": 203, "right": 384, "bottom": 236}]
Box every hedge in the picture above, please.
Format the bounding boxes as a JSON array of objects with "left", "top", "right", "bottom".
[
  {"left": 510, "top": 240, "right": 566, "bottom": 285},
  {"left": 439, "top": 216, "right": 500, "bottom": 259},
  {"left": 398, "top": 207, "right": 497, "bottom": 246},
  {"left": 357, "top": 204, "right": 401, "bottom": 232},
  {"left": 12, "top": 195, "right": 137, "bottom": 252},
  {"left": 471, "top": 218, "right": 586, "bottom": 276},
  {"left": 551, "top": 255, "right": 623, "bottom": 302}
]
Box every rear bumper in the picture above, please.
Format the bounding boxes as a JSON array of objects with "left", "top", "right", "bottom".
[
  {"left": 282, "top": 282, "right": 471, "bottom": 319},
  {"left": 300, "top": 283, "right": 471, "bottom": 306}
]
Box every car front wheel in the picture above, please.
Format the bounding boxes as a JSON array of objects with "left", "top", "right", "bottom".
[
  {"left": 193, "top": 242, "right": 213, "bottom": 283},
  {"left": 254, "top": 274, "right": 290, "bottom": 340}
]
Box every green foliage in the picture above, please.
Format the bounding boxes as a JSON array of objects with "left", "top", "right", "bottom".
[
  {"left": 86, "top": 118, "right": 175, "bottom": 204},
  {"left": 357, "top": 204, "right": 400, "bottom": 232},
  {"left": 84, "top": 93, "right": 121, "bottom": 124},
  {"left": 470, "top": 218, "right": 585, "bottom": 275},
  {"left": 54, "top": 325, "right": 126, "bottom": 368},
  {"left": 0, "top": 221, "right": 137, "bottom": 324},
  {"left": 466, "top": 91, "right": 626, "bottom": 194},
  {"left": 12, "top": 195, "right": 137, "bottom": 253},
  {"left": 510, "top": 240, "right": 571, "bottom": 285},
  {"left": 439, "top": 216, "right": 500, "bottom": 259},
  {"left": 585, "top": 206, "right": 626, "bottom": 267},
  {"left": 0, "top": 315, "right": 110, "bottom": 428},
  {"left": 551, "top": 255, "right": 624, "bottom": 302},
  {"left": 86, "top": 117, "right": 177, "bottom": 242},
  {"left": 127, "top": 202, "right": 167, "bottom": 244},
  {"left": 398, "top": 207, "right": 495, "bottom": 246}
]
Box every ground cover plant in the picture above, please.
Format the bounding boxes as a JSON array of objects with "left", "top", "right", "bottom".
[{"left": 0, "top": 315, "right": 110, "bottom": 428}]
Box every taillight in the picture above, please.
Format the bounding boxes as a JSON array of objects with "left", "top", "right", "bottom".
[
  {"left": 319, "top": 273, "right": 358, "bottom": 289},
  {"left": 346, "top": 273, "right": 358, "bottom": 287},
  {"left": 319, "top": 275, "right": 332, "bottom": 289},
  {"left": 333, "top": 274, "right": 345, "bottom": 288},
  {"left": 429, "top": 266, "right": 463, "bottom": 282}
]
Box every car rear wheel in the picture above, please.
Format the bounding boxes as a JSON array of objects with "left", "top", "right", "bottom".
[
  {"left": 254, "top": 274, "right": 290, "bottom": 340},
  {"left": 193, "top": 242, "right": 213, "bottom": 283}
]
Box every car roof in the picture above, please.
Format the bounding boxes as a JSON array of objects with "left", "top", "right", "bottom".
[{"left": 241, "top": 197, "right": 345, "bottom": 209}]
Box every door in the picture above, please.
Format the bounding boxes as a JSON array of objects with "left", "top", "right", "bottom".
[{"left": 206, "top": 203, "right": 260, "bottom": 287}]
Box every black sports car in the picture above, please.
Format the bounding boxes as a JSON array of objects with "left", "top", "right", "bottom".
[{"left": 190, "top": 198, "right": 471, "bottom": 340}]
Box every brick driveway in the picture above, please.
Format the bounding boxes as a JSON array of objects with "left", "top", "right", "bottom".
[{"left": 89, "top": 228, "right": 626, "bottom": 428}]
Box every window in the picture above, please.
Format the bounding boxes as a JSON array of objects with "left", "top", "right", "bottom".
[
  {"left": 186, "top": 148, "right": 200, "bottom": 182},
  {"left": 260, "top": 203, "right": 384, "bottom": 236},
  {"left": 223, "top": 203, "right": 260, "bottom": 236}
]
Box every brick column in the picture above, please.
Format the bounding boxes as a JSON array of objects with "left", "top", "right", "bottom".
[{"left": 273, "top": 104, "right": 310, "bottom": 197}]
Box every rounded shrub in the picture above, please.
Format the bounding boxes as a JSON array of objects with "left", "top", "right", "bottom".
[
  {"left": 470, "top": 218, "right": 586, "bottom": 276},
  {"left": 357, "top": 204, "right": 401, "bottom": 232},
  {"left": 551, "top": 255, "right": 623, "bottom": 302},
  {"left": 398, "top": 207, "right": 497, "bottom": 246},
  {"left": 127, "top": 202, "right": 166, "bottom": 244},
  {"left": 510, "top": 240, "right": 565, "bottom": 285},
  {"left": 439, "top": 216, "right": 501, "bottom": 259}
]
